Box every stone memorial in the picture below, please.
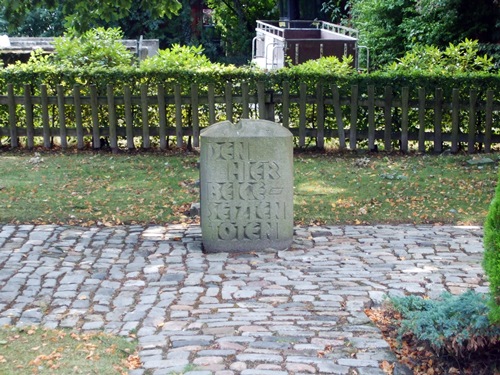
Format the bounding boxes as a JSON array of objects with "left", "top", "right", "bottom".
[{"left": 200, "top": 119, "right": 293, "bottom": 253}]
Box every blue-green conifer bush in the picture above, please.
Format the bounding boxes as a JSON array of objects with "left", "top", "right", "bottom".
[{"left": 391, "top": 291, "right": 500, "bottom": 358}]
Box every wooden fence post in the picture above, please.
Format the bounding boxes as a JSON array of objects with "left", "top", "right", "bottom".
[
  {"left": 400, "top": 87, "right": 409, "bottom": 153},
  {"left": 451, "top": 88, "right": 460, "bottom": 153},
  {"left": 225, "top": 82, "right": 233, "bottom": 123},
  {"left": 257, "top": 81, "right": 266, "bottom": 120},
  {"left": 468, "top": 90, "right": 477, "bottom": 154},
  {"left": 57, "top": 85, "right": 67, "bottom": 149},
  {"left": 174, "top": 83, "right": 183, "bottom": 148},
  {"left": 141, "top": 84, "right": 150, "bottom": 149},
  {"left": 367, "top": 85, "right": 375, "bottom": 151},
  {"left": 485, "top": 89, "right": 493, "bottom": 153},
  {"left": 282, "top": 81, "right": 290, "bottom": 129},
  {"left": 241, "top": 82, "right": 250, "bottom": 119},
  {"left": 191, "top": 84, "right": 200, "bottom": 147},
  {"left": 265, "top": 91, "right": 275, "bottom": 122},
  {"left": 349, "top": 85, "right": 359, "bottom": 150},
  {"left": 434, "top": 88, "right": 443, "bottom": 153},
  {"left": 418, "top": 88, "right": 426, "bottom": 153},
  {"left": 124, "top": 85, "right": 135, "bottom": 150},
  {"left": 8, "top": 83, "right": 18, "bottom": 148},
  {"left": 24, "top": 84, "right": 34, "bottom": 150},
  {"left": 316, "top": 83, "right": 325, "bottom": 149},
  {"left": 40, "top": 84, "right": 51, "bottom": 149},
  {"left": 73, "top": 85, "right": 84, "bottom": 150},
  {"left": 158, "top": 85, "right": 167, "bottom": 150},
  {"left": 383, "top": 86, "right": 393, "bottom": 151},
  {"left": 332, "top": 84, "right": 346, "bottom": 149},
  {"left": 299, "top": 82, "right": 307, "bottom": 147},
  {"left": 107, "top": 84, "right": 118, "bottom": 151},
  {"left": 208, "top": 83, "right": 215, "bottom": 125},
  {"left": 90, "top": 85, "right": 100, "bottom": 149}
]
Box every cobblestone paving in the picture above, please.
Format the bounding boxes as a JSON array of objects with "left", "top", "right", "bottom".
[{"left": 0, "top": 224, "right": 487, "bottom": 375}]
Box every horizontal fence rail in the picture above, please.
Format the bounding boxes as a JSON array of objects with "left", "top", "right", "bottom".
[{"left": 1, "top": 81, "right": 500, "bottom": 153}]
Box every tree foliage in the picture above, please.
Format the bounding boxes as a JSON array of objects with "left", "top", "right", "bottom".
[
  {"left": 205, "top": 0, "right": 278, "bottom": 63},
  {"left": 0, "top": 5, "right": 64, "bottom": 36},
  {"left": 409, "top": 0, "right": 500, "bottom": 46},
  {"left": 321, "top": 0, "right": 352, "bottom": 24},
  {"left": 1, "top": 0, "right": 181, "bottom": 34},
  {"left": 350, "top": 0, "right": 418, "bottom": 68},
  {"left": 349, "top": 0, "right": 500, "bottom": 68}
]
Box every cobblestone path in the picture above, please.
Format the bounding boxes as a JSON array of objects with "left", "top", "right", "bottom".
[{"left": 0, "top": 224, "right": 486, "bottom": 374}]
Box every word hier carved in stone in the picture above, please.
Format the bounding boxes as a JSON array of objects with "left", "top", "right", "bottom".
[{"left": 200, "top": 119, "right": 293, "bottom": 253}]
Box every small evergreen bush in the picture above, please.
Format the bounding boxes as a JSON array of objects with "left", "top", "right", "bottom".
[
  {"left": 390, "top": 291, "right": 500, "bottom": 357},
  {"left": 484, "top": 175, "right": 500, "bottom": 323}
]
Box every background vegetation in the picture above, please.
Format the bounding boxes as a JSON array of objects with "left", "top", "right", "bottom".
[{"left": 1, "top": 0, "right": 499, "bottom": 66}]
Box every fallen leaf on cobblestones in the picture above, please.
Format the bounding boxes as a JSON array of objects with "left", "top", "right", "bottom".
[{"left": 380, "top": 360, "right": 394, "bottom": 374}]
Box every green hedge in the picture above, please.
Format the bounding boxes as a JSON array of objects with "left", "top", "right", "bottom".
[{"left": 1, "top": 66, "right": 500, "bottom": 96}]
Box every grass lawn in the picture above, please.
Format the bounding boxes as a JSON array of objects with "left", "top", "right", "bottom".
[
  {"left": 294, "top": 152, "right": 497, "bottom": 225},
  {"left": 0, "top": 150, "right": 497, "bottom": 226},
  {"left": 0, "top": 326, "right": 139, "bottom": 374}
]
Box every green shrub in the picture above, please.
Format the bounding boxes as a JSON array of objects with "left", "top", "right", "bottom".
[
  {"left": 7, "top": 27, "right": 134, "bottom": 71},
  {"left": 140, "top": 44, "right": 223, "bottom": 71},
  {"left": 284, "top": 55, "right": 355, "bottom": 75},
  {"left": 390, "top": 291, "right": 500, "bottom": 357},
  {"left": 386, "top": 39, "right": 495, "bottom": 74},
  {"left": 484, "top": 176, "right": 500, "bottom": 324},
  {"left": 52, "top": 27, "right": 134, "bottom": 69}
]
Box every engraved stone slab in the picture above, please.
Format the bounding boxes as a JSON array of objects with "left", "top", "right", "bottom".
[{"left": 200, "top": 119, "right": 293, "bottom": 253}]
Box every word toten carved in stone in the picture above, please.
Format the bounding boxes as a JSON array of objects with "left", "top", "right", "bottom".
[{"left": 200, "top": 119, "right": 293, "bottom": 253}]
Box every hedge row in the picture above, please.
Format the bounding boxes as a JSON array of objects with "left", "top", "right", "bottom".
[{"left": 1, "top": 67, "right": 500, "bottom": 96}]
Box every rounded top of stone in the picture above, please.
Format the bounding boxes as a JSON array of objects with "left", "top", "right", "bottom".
[{"left": 201, "top": 119, "right": 292, "bottom": 138}]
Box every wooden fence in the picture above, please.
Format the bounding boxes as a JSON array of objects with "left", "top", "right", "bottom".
[{"left": 0, "top": 81, "right": 499, "bottom": 153}]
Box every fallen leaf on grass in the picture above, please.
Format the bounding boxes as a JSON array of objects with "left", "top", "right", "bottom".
[
  {"left": 29, "top": 350, "right": 62, "bottom": 366},
  {"left": 125, "top": 354, "right": 142, "bottom": 370},
  {"left": 85, "top": 351, "right": 100, "bottom": 361}
]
